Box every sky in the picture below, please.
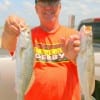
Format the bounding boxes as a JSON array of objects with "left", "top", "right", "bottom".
[{"left": 0, "top": 0, "right": 100, "bottom": 31}]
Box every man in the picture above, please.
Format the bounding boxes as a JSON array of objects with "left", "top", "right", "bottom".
[{"left": 1, "top": 0, "right": 81, "bottom": 100}]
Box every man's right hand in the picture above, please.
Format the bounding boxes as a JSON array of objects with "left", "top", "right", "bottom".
[{"left": 2, "top": 15, "right": 26, "bottom": 52}]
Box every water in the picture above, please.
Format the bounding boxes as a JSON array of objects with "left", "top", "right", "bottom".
[
  {"left": 0, "top": 48, "right": 10, "bottom": 57},
  {"left": 0, "top": 27, "right": 3, "bottom": 36}
]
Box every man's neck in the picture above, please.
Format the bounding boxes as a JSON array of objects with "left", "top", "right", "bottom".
[{"left": 40, "top": 22, "right": 60, "bottom": 33}]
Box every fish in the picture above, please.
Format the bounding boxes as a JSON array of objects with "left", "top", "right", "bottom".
[
  {"left": 14, "top": 26, "right": 34, "bottom": 100},
  {"left": 77, "top": 25, "right": 95, "bottom": 100}
]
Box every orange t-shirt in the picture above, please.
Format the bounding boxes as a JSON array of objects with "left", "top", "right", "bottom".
[{"left": 25, "top": 25, "right": 81, "bottom": 100}]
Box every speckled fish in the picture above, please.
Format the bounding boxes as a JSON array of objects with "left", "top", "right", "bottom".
[
  {"left": 14, "top": 26, "right": 34, "bottom": 100},
  {"left": 77, "top": 25, "right": 95, "bottom": 100}
]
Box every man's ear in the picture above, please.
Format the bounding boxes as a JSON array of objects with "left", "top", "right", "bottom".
[
  {"left": 59, "top": 3, "right": 61, "bottom": 9},
  {"left": 35, "top": 5, "right": 38, "bottom": 14}
]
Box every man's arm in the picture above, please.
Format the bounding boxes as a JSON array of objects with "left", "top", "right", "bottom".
[
  {"left": 1, "top": 15, "right": 26, "bottom": 52},
  {"left": 2, "top": 31, "right": 17, "bottom": 52},
  {"left": 61, "top": 33, "right": 80, "bottom": 64},
  {"left": 0, "top": 36, "right": 1, "bottom": 48}
]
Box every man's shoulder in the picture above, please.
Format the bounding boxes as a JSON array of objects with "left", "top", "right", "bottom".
[
  {"left": 60, "top": 25, "right": 78, "bottom": 34},
  {"left": 31, "top": 26, "right": 40, "bottom": 32}
]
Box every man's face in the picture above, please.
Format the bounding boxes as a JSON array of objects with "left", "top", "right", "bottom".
[{"left": 35, "top": 1, "right": 61, "bottom": 24}]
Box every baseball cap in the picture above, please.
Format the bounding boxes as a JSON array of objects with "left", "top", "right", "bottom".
[{"left": 35, "top": 0, "right": 61, "bottom": 4}]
